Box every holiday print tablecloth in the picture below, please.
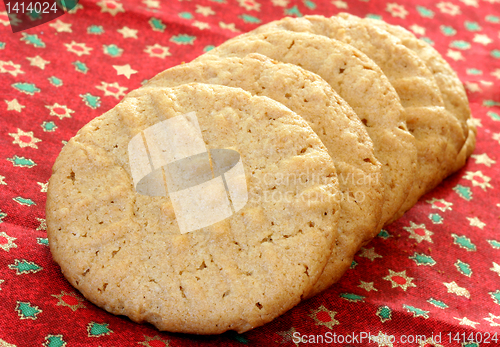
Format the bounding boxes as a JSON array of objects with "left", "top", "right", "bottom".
[{"left": 0, "top": 0, "right": 499, "bottom": 346}]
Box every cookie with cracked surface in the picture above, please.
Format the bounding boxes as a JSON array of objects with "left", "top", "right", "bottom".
[
  {"left": 138, "top": 53, "right": 384, "bottom": 297},
  {"left": 251, "top": 14, "right": 465, "bottom": 223},
  {"left": 197, "top": 30, "right": 417, "bottom": 231},
  {"left": 46, "top": 83, "right": 340, "bottom": 334},
  {"left": 366, "top": 16, "right": 476, "bottom": 173}
]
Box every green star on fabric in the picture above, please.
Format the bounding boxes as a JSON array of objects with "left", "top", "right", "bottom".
[
  {"left": 428, "top": 298, "right": 448, "bottom": 309},
  {"left": 350, "top": 260, "right": 358, "bottom": 269},
  {"left": 0, "top": 210, "right": 6, "bottom": 223},
  {"left": 487, "top": 111, "right": 500, "bottom": 121},
  {"left": 8, "top": 259, "right": 43, "bottom": 274},
  {"left": 20, "top": 33, "right": 46, "bottom": 48},
  {"left": 80, "top": 93, "right": 101, "bottom": 109},
  {"left": 339, "top": 293, "right": 365, "bottom": 302},
  {"left": 149, "top": 18, "right": 166, "bottom": 32},
  {"left": 452, "top": 234, "right": 476, "bottom": 251},
  {"left": 429, "top": 213, "right": 443, "bottom": 224},
  {"left": 0, "top": 42, "right": 5, "bottom": 49},
  {"left": 41, "top": 121, "right": 57, "bottom": 132},
  {"left": 87, "top": 25, "right": 104, "bottom": 34},
  {"left": 13, "top": 197, "right": 36, "bottom": 206},
  {"left": 284, "top": 5, "right": 302, "bottom": 17},
  {"left": 37, "top": 238, "right": 49, "bottom": 246},
  {"left": 170, "top": 34, "right": 196, "bottom": 45},
  {"left": 376, "top": 306, "right": 392, "bottom": 322},
  {"left": 489, "top": 290, "right": 500, "bottom": 305},
  {"left": 484, "top": 100, "right": 500, "bottom": 107},
  {"left": 12, "top": 82, "right": 40, "bottom": 95},
  {"left": 455, "top": 260, "right": 473, "bottom": 277},
  {"left": 467, "top": 68, "right": 483, "bottom": 75},
  {"left": 304, "top": 0, "right": 316, "bottom": 10},
  {"left": 87, "top": 322, "right": 113, "bottom": 337},
  {"left": 240, "top": 14, "right": 261, "bottom": 23},
  {"left": 409, "top": 252, "right": 436, "bottom": 266},
  {"left": 16, "top": 301, "right": 42, "bottom": 320},
  {"left": 488, "top": 240, "right": 500, "bottom": 249},
  {"left": 378, "top": 229, "right": 392, "bottom": 239},
  {"left": 179, "top": 12, "right": 193, "bottom": 20},
  {"left": 486, "top": 15, "right": 500, "bottom": 23},
  {"left": 7, "top": 155, "right": 36, "bottom": 168},
  {"left": 440, "top": 25, "right": 456, "bottom": 36},
  {"left": 416, "top": 6, "right": 434, "bottom": 18},
  {"left": 491, "top": 50, "right": 500, "bottom": 59},
  {"left": 48, "top": 76, "right": 63, "bottom": 87},
  {"left": 464, "top": 21, "right": 481, "bottom": 31},
  {"left": 453, "top": 184, "right": 472, "bottom": 201},
  {"left": 403, "top": 304, "right": 429, "bottom": 319},
  {"left": 450, "top": 40, "right": 471, "bottom": 50},
  {"left": 103, "top": 44, "right": 123, "bottom": 57},
  {"left": 44, "top": 334, "right": 66, "bottom": 347},
  {"left": 73, "top": 61, "right": 88, "bottom": 74}
]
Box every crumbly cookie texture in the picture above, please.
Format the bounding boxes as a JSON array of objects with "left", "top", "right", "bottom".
[
  {"left": 140, "top": 53, "right": 384, "bottom": 297},
  {"left": 197, "top": 30, "right": 417, "bottom": 230},
  {"left": 252, "top": 14, "right": 466, "bottom": 223},
  {"left": 365, "top": 15, "right": 476, "bottom": 174},
  {"left": 47, "top": 83, "right": 340, "bottom": 334}
]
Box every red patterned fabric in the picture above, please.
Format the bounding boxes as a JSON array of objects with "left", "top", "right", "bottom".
[{"left": 0, "top": 0, "right": 499, "bottom": 346}]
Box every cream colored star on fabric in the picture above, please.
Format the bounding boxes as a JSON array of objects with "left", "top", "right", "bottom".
[
  {"left": 192, "top": 21, "right": 210, "bottom": 30},
  {"left": 404, "top": 221, "right": 434, "bottom": 243},
  {"left": 463, "top": 170, "right": 493, "bottom": 190},
  {"left": 460, "top": 0, "right": 478, "bottom": 6},
  {"left": 465, "top": 82, "right": 481, "bottom": 92},
  {"left": 36, "top": 218, "right": 47, "bottom": 231},
  {"left": 472, "top": 153, "right": 496, "bottom": 167},
  {"left": 45, "top": 103, "right": 74, "bottom": 120},
  {"left": 358, "top": 280, "right": 378, "bottom": 292},
  {"left": 484, "top": 313, "right": 500, "bottom": 327},
  {"left": 0, "top": 60, "right": 24, "bottom": 77},
  {"left": 383, "top": 269, "right": 416, "bottom": 291},
  {"left": 237, "top": 0, "right": 260, "bottom": 11},
  {"left": 219, "top": 22, "right": 240, "bottom": 32},
  {"left": 49, "top": 19, "right": 72, "bottom": 33},
  {"left": 143, "top": 0, "right": 160, "bottom": 8},
  {"left": 113, "top": 64, "right": 138, "bottom": 79},
  {"left": 195, "top": 5, "right": 215, "bottom": 16},
  {"left": 359, "top": 247, "right": 382, "bottom": 261},
  {"left": 473, "top": 34, "right": 493, "bottom": 45},
  {"left": 272, "top": 0, "right": 289, "bottom": 6},
  {"left": 444, "top": 281, "right": 470, "bottom": 298},
  {"left": 96, "top": 81, "right": 128, "bottom": 99},
  {"left": 494, "top": 133, "right": 500, "bottom": 144},
  {"left": 332, "top": 1, "right": 348, "bottom": 9},
  {"left": 8, "top": 129, "right": 42, "bottom": 149},
  {"left": 97, "top": 0, "right": 125, "bottom": 16},
  {"left": 27, "top": 56, "right": 50, "bottom": 70},
  {"left": 447, "top": 49, "right": 464, "bottom": 61},
  {"left": 0, "top": 279, "right": 4, "bottom": 290},
  {"left": 386, "top": 3, "right": 408, "bottom": 18},
  {"left": 37, "top": 182, "right": 48, "bottom": 193},
  {"left": 144, "top": 44, "right": 171, "bottom": 59},
  {"left": 410, "top": 24, "right": 426, "bottom": 35},
  {"left": 64, "top": 41, "right": 92, "bottom": 56},
  {"left": 117, "top": 26, "right": 138, "bottom": 39},
  {"left": 0, "top": 232, "right": 17, "bottom": 252},
  {"left": 454, "top": 316, "right": 479, "bottom": 328},
  {"left": 492, "top": 69, "right": 500, "bottom": 79},
  {"left": 466, "top": 216, "right": 486, "bottom": 229},
  {"left": 5, "top": 99, "right": 25, "bottom": 112},
  {"left": 490, "top": 262, "right": 500, "bottom": 277},
  {"left": 0, "top": 175, "right": 6, "bottom": 185},
  {"left": 437, "top": 2, "right": 461, "bottom": 15}
]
